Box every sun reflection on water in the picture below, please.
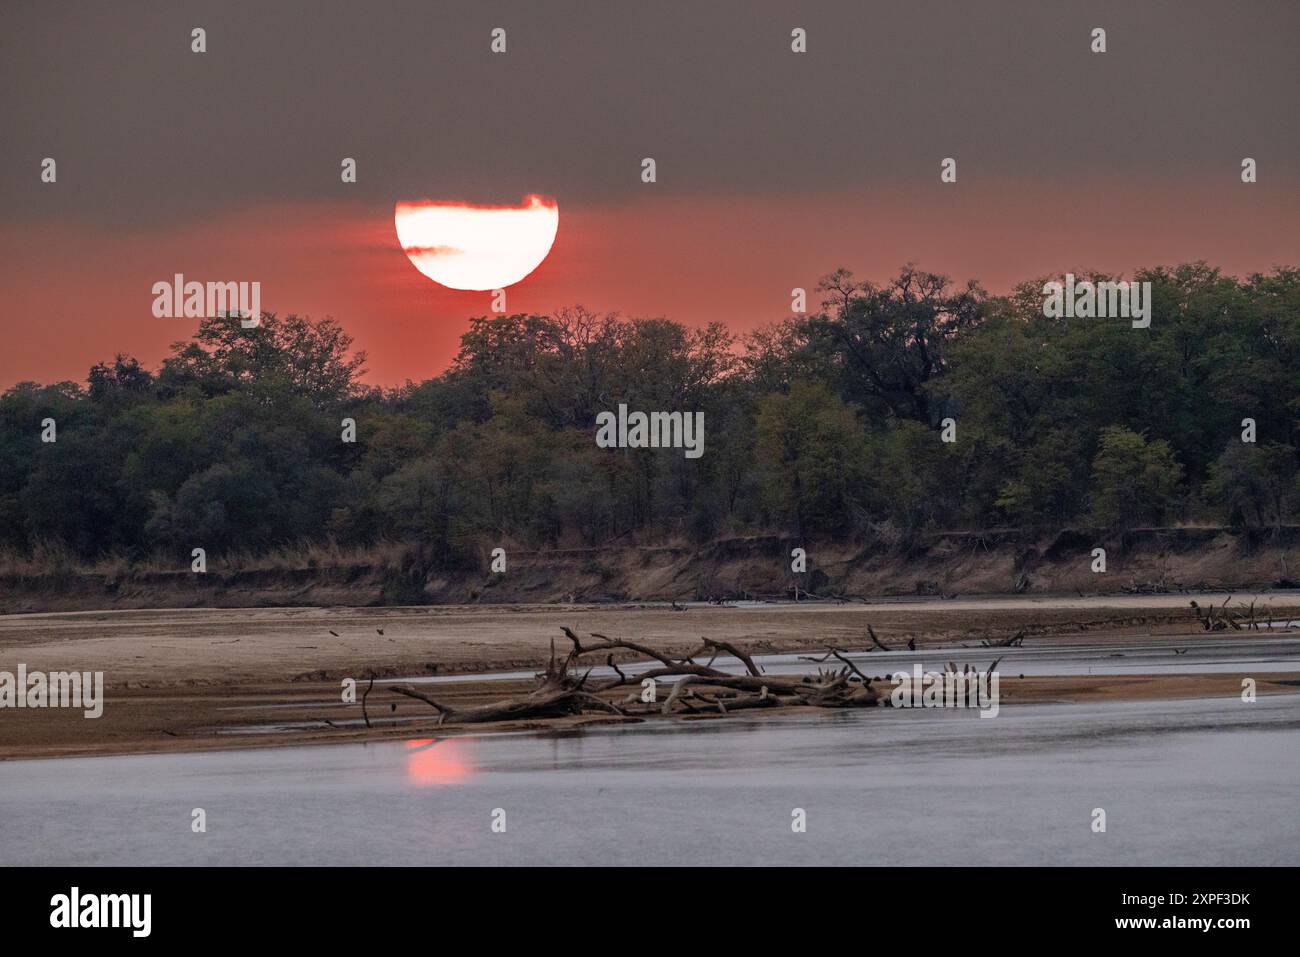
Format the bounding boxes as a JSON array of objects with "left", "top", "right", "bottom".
[{"left": 404, "top": 738, "right": 473, "bottom": 785}]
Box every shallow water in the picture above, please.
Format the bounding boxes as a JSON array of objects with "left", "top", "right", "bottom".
[
  {"left": 1, "top": 694, "right": 1296, "bottom": 866},
  {"left": 382, "top": 635, "right": 1300, "bottom": 686}
]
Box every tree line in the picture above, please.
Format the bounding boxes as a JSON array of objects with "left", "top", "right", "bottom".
[{"left": 2, "top": 262, "right": 1297, "bottom": 566}]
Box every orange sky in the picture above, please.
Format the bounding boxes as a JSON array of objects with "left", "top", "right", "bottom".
[{"left": 2, "top": 175, "right": 1297, "bottom": 390}]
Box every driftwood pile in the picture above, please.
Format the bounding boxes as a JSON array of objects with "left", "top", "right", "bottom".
[
  {"left": 1189, "top": 596, "right": 1264, "bottom": 631},
  {"left": 386, "top": 627, "right": 878, "bottom": 726}
]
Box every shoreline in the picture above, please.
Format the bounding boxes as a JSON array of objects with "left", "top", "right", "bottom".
[
  {"left": 3, "top": 672, "right": 1298, "bottom": 763},
  {"left": 2, "top": 594, "right": 1298, "bottom": 760}
]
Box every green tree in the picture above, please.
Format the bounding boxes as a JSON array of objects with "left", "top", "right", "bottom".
[
  {"left": 1205, "top": 442, "right": 1298, "bottom": 533},
  {"left": 1089, "top": 427, "right": 1184, "bottom": 528},
  {"left": 160, "top": 313, "right": 366, "bottom": 406},
  {"left": 754, "top": 382, "right": 870, "bottom": 536},
  {"left": 796, "top": 265, "right": 986, "bottom": 422}
]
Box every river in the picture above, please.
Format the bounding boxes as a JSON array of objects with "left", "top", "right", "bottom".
[{"left": 1, "top": 692, "right": 1296, "bottom": 866}]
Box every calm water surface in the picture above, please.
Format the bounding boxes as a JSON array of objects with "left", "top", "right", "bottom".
[{"left": 1, "top": 694, "right": 1297, "bottom": 866}]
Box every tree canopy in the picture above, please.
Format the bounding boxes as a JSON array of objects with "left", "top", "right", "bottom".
[{"left": 2, "top": 264, "right": 1297, "bottom": 562}]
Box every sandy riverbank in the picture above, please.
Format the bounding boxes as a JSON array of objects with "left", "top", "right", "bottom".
[{"left": 2, "top": 594, "right": 1297, "bottom": 759}]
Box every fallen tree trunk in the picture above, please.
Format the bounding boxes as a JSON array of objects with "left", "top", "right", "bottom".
[
  {"left": 386, "top": 627, "right": 879, "bottom": 725},
  {"left": 389, "top": 682, "right": 622, "bottom": 725}
]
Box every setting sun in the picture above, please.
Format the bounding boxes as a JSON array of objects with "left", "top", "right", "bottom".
[{"left": 394, "top": 194, "right": 558, "bottom": 291}]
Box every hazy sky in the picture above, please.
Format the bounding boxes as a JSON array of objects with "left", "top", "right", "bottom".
[{"left": 2, "top": 0, "right": 1298, "bottom": 387}]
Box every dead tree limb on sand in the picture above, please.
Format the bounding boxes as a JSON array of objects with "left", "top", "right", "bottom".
[
  {"left": 980, "top": 629, "right": 1025, "bottom": 648},
  {"left": 866, "top": 624, "right": 892, "bottom": 651},
  {"left": 388, "top": 641, "right": 628, "bottom": 725},
  {"left": 1190, "top": 596, "right": 1252, "bottom": 631},
  {"left": 826, "top": 648, "right": 873, "bottom": 683},
  {"left": 361, "top": 674, "right": 376, "bottom": 729},
  {"left": 388, "top": 628, "right": 877, "bottom": 726}
]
